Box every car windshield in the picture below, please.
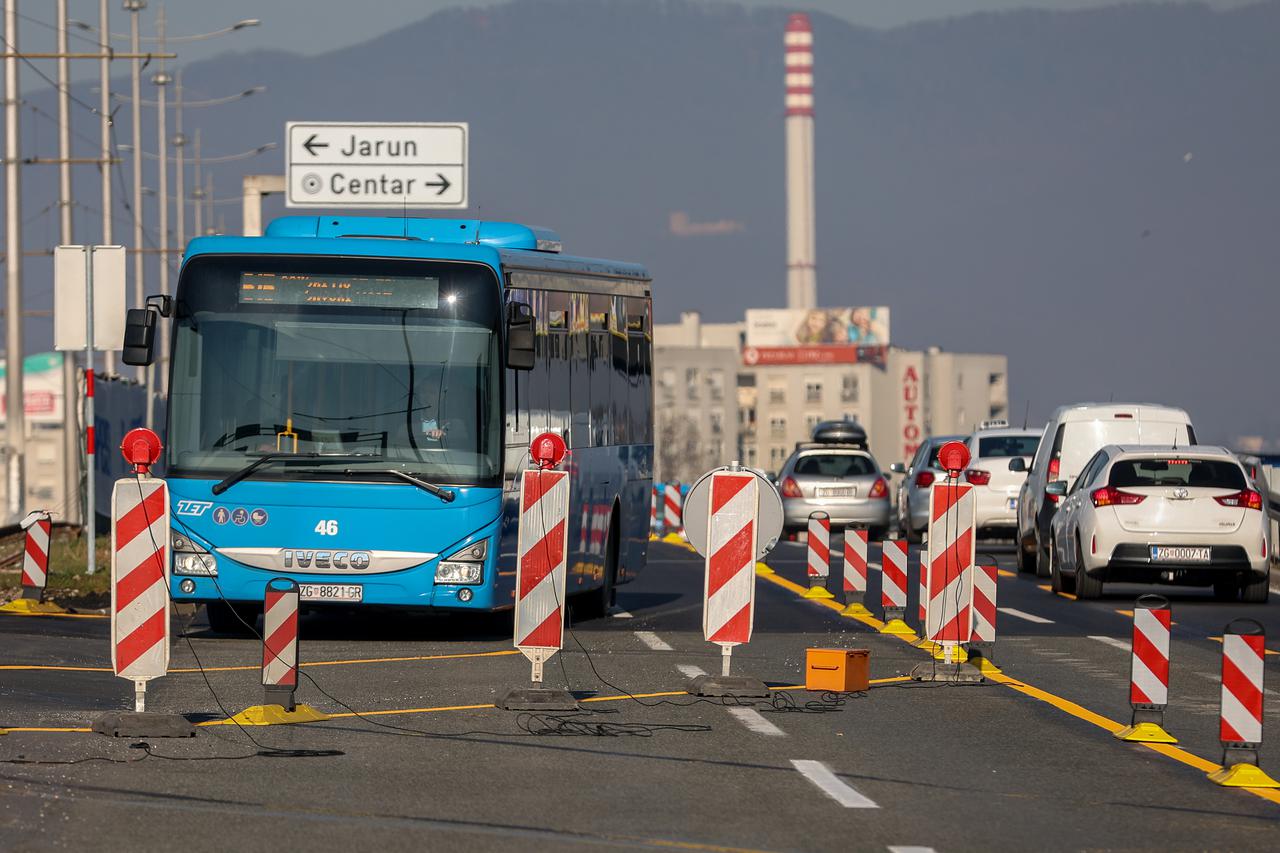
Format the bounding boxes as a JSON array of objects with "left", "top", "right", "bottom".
[
  {"left": 1109, "top": 458, "right": 1245, "bottom": 490},
  {"left": 794, "top": 453, "right": 876, "bottom": 477},
  {"left": 167, "top": 255, "right": 502, "bottom": 485},
  {"left": 978, "top": 435, "right": 1040, "bottom": 458}
]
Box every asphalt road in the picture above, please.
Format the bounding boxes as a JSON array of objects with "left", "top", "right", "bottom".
[{"left": 2, "top": 536, "right": 1279, "bottom": 852}]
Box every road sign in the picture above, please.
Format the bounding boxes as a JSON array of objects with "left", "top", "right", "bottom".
[
  {"left": 702, "top": 471, "right": 759, "bottom": 646},
  {"left": 110, "top": 474, "right": 171, "bottom": 711},
  {"left": 684, "top": 467, "right": 782, "bottom": 560},
  {"left": 513, "top": 467, "right": 570, "bottom": 683},
  {"left": 285, "top": 122, "right": 467, "bottom": 209},
  {"left": 53, "top": 245, "right": 126, "bottom": 352},
  {"left": 924, "top": 482, "right": 975, "bottom": 643}
]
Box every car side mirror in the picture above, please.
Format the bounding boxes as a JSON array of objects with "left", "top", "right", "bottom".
[
  {"left": 1046, "top": 480, "right": 1068, "bottom": 496},
  {"left": 505, "top": 301, "right": 534, "bottom": 371},
  {"left": 1008, "top": 457, "right": 1027, "bottom": 473},
  {"left": 121, "top": 307, "right": 157, "bottom": 366},
  {"left": 889, "top": 462, "right": 906, "bottom": 474}
]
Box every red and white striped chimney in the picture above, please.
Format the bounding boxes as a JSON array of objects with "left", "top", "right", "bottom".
[{"left": 785, "top": 12, "right": 816, "bottom": 310}]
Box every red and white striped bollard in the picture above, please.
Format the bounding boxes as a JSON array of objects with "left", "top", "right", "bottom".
[
  {"left": 879, "top": 539, "right": 913, "bottom": 635},
  {"left": 804, "top": 512, "right": 833, "bottom": 599},
  {"left": 1115, "top": 595, "right": 1177, "bottom": 743},
  {"left": 1209, "top": 619, "right": 1280, "bottom": 788},
  {"left": 262, "top": 578, "right": 301, "bottom": 711},
  {"left": 841, "top": 528, "right": 869, "bottom": 615}
]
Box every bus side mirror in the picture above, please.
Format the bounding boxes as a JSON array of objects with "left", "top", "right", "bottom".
[
  {"left": 506, "top": 301, "right": 535, "bottom": 371},
  {"left": 121, "top": 308, "right": 157, "bottom": 366}
]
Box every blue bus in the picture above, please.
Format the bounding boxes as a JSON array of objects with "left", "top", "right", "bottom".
[{"left": 123, "top": 216, "right": 653, "bottom": 633}]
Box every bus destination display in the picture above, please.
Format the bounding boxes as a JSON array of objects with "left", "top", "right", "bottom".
[{"left": 239, "top": 272, "right": 439, "bottom": 309}]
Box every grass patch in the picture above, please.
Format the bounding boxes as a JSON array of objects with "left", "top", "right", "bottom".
[{"left": 0, "top": 527, "right": 111, "bottom": 609}]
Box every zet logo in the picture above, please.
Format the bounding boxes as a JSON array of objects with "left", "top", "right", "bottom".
[{"left": 175, "top": 500, "right": 213, "bottom": 517}]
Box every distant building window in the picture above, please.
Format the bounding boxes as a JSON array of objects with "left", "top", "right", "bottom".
[
  {"left": 841, "top": 375, "right": 858, "bottom": 403},
  {"left": 737, "top": 373, "right": 756, "bottom": 388},
  {"left": 708, "top": 369, "right": 725, "bottom": 402},
  {"left": 957, "top": 373, "right": 964, "bottom": 389},
  {"left": 769, "top": 416, "right": 787, "bottom": 438},
  {"left": 805, "top": 380, "right": 822, "bottom": 404},
  {"left": 805, "top": 413, "right": 822, "bottom": 433},
  {"left": 989, "top": 372, "right": 1004, "bottom": 386},
  {"left": 710, "top": 411, "right": 724, "bottom": 435},
  {"left": 769, "top": 446, "right": 787, "bottom": 468},
  {"left": 686, "top": 368, "right": 699, "bottom": 400}
]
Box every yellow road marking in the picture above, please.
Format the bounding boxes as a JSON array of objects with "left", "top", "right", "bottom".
[
  {"left": 1, "top": 726, "right": 93, "bottom": 732},
  {"left": 0, "top": 610, "right": 108, "bottom": 620},
  {"left": 1207, "top": 637, "right": 1280, "bottom": 656},
  {"left": 1036, "top": 584, "right": 1077, "bottom": 601},
  {"left": 0, "top": 664, "right": 111, "bottom": 673},
  {"left": 1116, "top": 609, "right": 1133, "bottom": 617},
  {"left": 757, "top": 558, "right": 1280, "bottom": 808},
  {"left": 997, "top": 569, "right": 1017, "bottom": 578}
]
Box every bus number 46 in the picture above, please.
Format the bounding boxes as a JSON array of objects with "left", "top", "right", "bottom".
[{"left": 315, "top": 520, "right": 339, "bottom": 536}]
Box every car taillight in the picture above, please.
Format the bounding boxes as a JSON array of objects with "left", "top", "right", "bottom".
[
  {"left": 869, "top": 477, "right": 888, "bottom": 499},
  {"left": 1091, "top": 487, "right": 1146, "bottom": 507},
  {"left": 965, "top": 469, "right": 991, "bottom": 486},
  {"left": 915, "top": 471, "right": 935, "bottom": 488},
  {"left": 1215, "top": 489, "right": 1263, "bottom": 511},
  {"left": 1048, "top": 457, "right": 1060, "bottom": 479},
  {"left": 780, "top": 476, "right": 803, "bottom": 498}
]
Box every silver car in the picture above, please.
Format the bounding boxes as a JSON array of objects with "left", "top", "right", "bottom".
[
  {"left": 778, "top": 445, "right": 891, "bottom": 537},
  {"left": 891, "top": 434, "right": 965, "bottom": 543}
]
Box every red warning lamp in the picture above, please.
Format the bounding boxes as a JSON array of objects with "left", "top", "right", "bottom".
[
  {"left": 530, "top": 431, "right": 567, "bottom": 470},
  {"left": 937, "top": 440, "right": 971, "bottom": 479},
  {"left": 121, "top": 428, "right": 163, "bottom": 474}
]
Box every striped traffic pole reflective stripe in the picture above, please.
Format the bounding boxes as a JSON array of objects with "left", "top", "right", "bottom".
[
  {"left": 923, "top": 482, "right": 975, "bottom": 644},
  {"left": 650, "top": 484, "right": 660, "bottom": 535},
  {"left": 1115, "top": 595, "right": 1177, "bottom": 744},
  {"left": 110, "top": 475, "right": 171, "bottom": 713},
  {"left": 703, "top": 471, "right": 758, "bottom": 676},
  {"left": 804, "top": 512, "right": 833, "bottom": 599},
  {"left": 513, "top": 467, "right": 571, "bottom": 684},
  {"left": 878, "top": 539, "right": 913, "bottom": 635},
  {"left": 1209, "top": 619, "right": 1280, "bottom": 787},
  {"left": 967, "top": 564, "right": 1000, "bottom": 670},
  {"left": 19, "top": 510, "right": 52, "bottom": 601},
  {"left": 262, "top": 578, "right": 301, "bottom": 711},
  {"left": 664, "top": 483, "right": 683, "bottom": 537}
]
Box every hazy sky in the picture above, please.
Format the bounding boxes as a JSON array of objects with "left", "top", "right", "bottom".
[{"left": 19, "top": 0, "right": 1259, "bottom": 78}]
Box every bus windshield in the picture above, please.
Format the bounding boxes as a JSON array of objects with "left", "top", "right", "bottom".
[{"left": 168, "top": 255, "right": 502, "bottom": 485}]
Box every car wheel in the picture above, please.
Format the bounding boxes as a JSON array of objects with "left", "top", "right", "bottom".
[
  {"left": 1049, "top": 537, "right": 1063, "bottom": 594},
  {"left": 1241, "top": 571, "right": 1270, "bottom": 604},
  {"left": 205, "top": 601, "right": 259, "bottom": 636},
  {"left": 1036, "top": 535, "right": 1051, "bottom": 579},
  {"left": 1016, "top": 532, "right": 1035, "bottom": 574},
  {"left": 1073, "top": 541, "right": 1103, "bottom": 599},
  {"left": 869, "top": 526, "right": 888, "bottom": 542}
]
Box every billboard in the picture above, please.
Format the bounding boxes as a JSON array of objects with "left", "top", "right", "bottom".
[{"left": 742, "top": 308, "right": 890, "bottom": 366}]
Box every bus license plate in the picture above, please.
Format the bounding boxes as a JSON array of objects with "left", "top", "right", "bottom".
[
  {"left": 298, "top": 583, "right": 363, "bottom": 603},
  {"left": 1150, "top": 546, "right": 1210, "bottom": 563}
]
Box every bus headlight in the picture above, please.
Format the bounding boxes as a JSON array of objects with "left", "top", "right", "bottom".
[
  {"left": 435, "top": 540, "right": 486, "bottom": 584},
  {"left": 172, "top": 529, "right": 218, "bottom": 576}
]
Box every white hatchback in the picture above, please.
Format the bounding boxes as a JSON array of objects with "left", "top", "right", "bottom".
[
  {"left": 1047, "top": 445, "right": 1270, "bottom": 601},
  {"left": 963, "top": 427, "right": 1043, "bottom": 538}
]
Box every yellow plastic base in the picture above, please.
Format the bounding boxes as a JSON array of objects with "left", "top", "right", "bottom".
[
  {"left": 227, "top": 703, "right": 330, "bottom": 726},
  {"left": 840, "top": 602, "right": 871, "bottom": 617},
  {"left": 879, "top": 618, "right": 917, "bottom": 637},
  {"left": 0, "top": 598, "right": 68, "bottom": 615},
  {"left": 1114, "top": 722, "right": 1178, "bottom": 744},
  {"left": 661, "top": 532, "right": 687, "bottom": 545},
  {"left": 927, "top": 643, "right": 970, "bottom": 663},
  {"left": 1208, "top": 762, "right": 1280, "bottom": 788},
  {"left": 754, "top": 562, "right": 775, "bottom": 575},
  {"left": 802, "top": 586, "right": 835, "bottom": 600}
]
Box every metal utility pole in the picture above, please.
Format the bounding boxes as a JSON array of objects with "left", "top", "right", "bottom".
[
  {"left": 191, "top": 128, "right": 201, "bottom": 236},
  {"left": 172, "top": 70, "right": 184, "bottom": 251},
  {"left": 99, "top": 0, "right": 114, "bottom": 376},
  {"left": 4, "top": 0, "right": 26, "bottom": 520},
  {"left": 57, "top": 0, "right": 81, "bottom": 526},
  {"left": 126, "top": 0, "right": 146, "bottom": 385},
  {"left": 152, "top": 4, "right": 169, "bottom": 406}
]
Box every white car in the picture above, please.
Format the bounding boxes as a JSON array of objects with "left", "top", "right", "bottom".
[
  {"left": 1047, "top": 445, "right": 1269, "bottom": 601},
  {"left": 1014, "top": 403, "right": 1195, "bottom": 577},
  {"left": 962, "top": 426, "right": 1042, "bottom": 539}
]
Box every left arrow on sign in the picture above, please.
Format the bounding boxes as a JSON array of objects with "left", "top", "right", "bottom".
[{"left": 302, "top": 134, "right": 329, "bottom": 157}]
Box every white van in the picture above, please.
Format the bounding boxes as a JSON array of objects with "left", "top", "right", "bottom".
[{"left": 1013, "top": 403, "right": 1195, "bottom": 575}]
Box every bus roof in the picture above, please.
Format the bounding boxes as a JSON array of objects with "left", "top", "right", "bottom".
[{"left": 182, "top": 215, "right": 651, "bottom": 283}]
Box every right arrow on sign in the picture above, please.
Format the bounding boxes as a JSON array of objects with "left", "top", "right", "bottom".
[{"left": 425, "top": 173, "right": 451, "bottom": 196}]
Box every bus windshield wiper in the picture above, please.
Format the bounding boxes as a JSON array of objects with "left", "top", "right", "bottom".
[
  {"left": 212, "top": 452, "right": 382, "bottom": 496},
  {"left": 357, "top": 468, "right": 456, "bottom": 503}
]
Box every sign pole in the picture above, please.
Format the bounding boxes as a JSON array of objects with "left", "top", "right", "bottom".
[{"left": 84, "top": 245, "right": 95, "bottom": 574}]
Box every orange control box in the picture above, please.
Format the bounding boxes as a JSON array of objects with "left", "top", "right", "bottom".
[{"left": 805, "top": 648, "right": 870, "bottom": 693}]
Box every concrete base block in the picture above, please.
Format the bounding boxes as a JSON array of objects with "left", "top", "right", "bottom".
[
  {"left": 685, "top": 674, "right": 771, "bottom": 698},
  {"left": 91, "top": 712, "right": 196, "bottom": 738},
  {"left": 498, "top": 688, "right": 579, "bottom": 711},
  {"left": 909, "top": 661, "right": 984, "bottom": 684}
]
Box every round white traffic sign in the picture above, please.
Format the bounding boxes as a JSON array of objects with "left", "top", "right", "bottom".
[{"left": 683, "top": 466, "right": 783, "bottom": 560}]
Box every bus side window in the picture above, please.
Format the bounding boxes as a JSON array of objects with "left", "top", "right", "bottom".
[
  {"left": 589, "top": 293, "right": 611, "bottom": 447},
  {"left": 525, "top": 289, "right": 551, "bottom": 435},
  {"left": 569, "top": 292, "right": 591, "bottom": 450},
  {"left": 611, "top": 296, "right": 629, "bottom": 445},
  {"left": 626, "top": 296, "right": 647, "bottom": 445},
  {"left": 546, "top": 290, "right": 572, "bottom": 438}
]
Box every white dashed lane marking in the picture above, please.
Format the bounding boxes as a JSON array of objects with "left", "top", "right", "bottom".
[
  {"left": 634, "top": 631, "right": 673, "bottom": 652},
  {"left": 726, "top": 707, "right": 785, "bottom": 737},
  {"left": 676, "top": 664, "right": 706, "bottom": 680},
  {"left": 997, "top": 607, "right": 1054, "bottom": 624},
  {"left": 1089, "top": 635, "right": 1130, "bottom": 651},
  {"left": 790, "top": 760, "right": 879, "bottom": 809}
]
